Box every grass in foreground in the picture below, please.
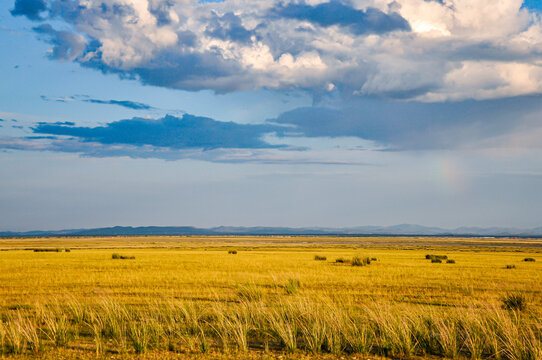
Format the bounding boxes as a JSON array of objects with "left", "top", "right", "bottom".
[{"left": 0, "top": 296, "right": 541, "bottom": 359}]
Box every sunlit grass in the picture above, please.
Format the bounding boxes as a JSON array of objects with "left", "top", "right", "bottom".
[{"left": 0, "top": 236, "right": 539, "bottom": 358}]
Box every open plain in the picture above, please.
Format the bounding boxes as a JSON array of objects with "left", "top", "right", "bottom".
[{"left": 0, "top": 236, "right": 540, "bottom": 359}]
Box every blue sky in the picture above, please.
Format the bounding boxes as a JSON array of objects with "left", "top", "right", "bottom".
[
  {"left": 2, "top": 0, "right": 542, "bottom": 231},
  {"left": 523, "top": 0, "right": 542, "bottom": 10}
]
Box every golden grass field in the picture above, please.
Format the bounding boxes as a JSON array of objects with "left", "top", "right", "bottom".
[{"left": 0, "top": 236, "right": 540, "bottom": 359}]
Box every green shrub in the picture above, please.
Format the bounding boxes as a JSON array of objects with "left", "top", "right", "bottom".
[
  {"left": 371, "top": 257, "right": 377, "bottom": 261},
  {"left": 523, "top": 258, "right": 536, "bottom": 262},
  {"left": 335, "top": 257, "right": 349, "bottom": 264},
  {"left": 431, "top": 258, "right": 442, "bottom": 263},
  {"left": 228, "top": 250, "right": 238, "bottom": 254},
  {"left": 505, "top": 264, "right": 516, "bottom": 269},
  {"left": 314, "top": 255, "right": 327, "bottom": 261},
  {"left": 64, "top": 248, "right": 71, "bottom": 252},
  {"left": 446, "top": 259, "right": 455, "bottom": 264}
]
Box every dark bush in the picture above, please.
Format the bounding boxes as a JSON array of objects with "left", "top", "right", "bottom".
[
  {"left": 228, "top": 250, "right": 238, "bottom": 254},
  {"left": 371, "top": 257, "right": 377, "bottom": 261},
  {"left": 505, "top": 265, "right": 516, "bottom": 269},
  {"left": 446, "top": 259, "right": 455, "bottom": 264},
  {"left": 431, "top": 258, "right": 442, "bottom": 263},
  {"left": 427, "top": 254, "right": 448, "bottom": 262},
  {"left": 352, "top": 257, "right": 363, "bottom": 266},
  {"left": 523, "top": 258, "right": 536, "bottom": 262},
  {"left": 314, "top": 255, "right": 327, "bottom": 261},
  {"left": 112, "top": 253, "right": 135, "bottom": 260},
  {"left": 502, "top": 293, "right": 527, "bottom": 311},
  {"left": 352, "top": 256, "right": 371, "bottom": 266},
  {"left": 335, "top": 257, "right": 349, "bottom": 264}
]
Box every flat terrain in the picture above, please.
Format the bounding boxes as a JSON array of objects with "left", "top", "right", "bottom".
[{"left": 0, "top": 236, "right": 540, "bottom": 359}]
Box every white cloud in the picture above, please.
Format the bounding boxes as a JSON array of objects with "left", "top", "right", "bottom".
[{"left": 22, "top": 0, "right": 542, "bottom": 101}]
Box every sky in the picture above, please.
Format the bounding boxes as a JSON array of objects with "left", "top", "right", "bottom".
[{"left": 1, "top": 0, "right": 542, "bottom": 231}]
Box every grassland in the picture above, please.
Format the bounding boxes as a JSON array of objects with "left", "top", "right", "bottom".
[{"left": 0, "top": 236, "right": 540, "bottom": 359}]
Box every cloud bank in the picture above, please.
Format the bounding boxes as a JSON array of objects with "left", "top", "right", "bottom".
[
  {"left": 32, "top": 114, "right": 283, "bottom": 150},
  {"left": 11, "top": 0, "right": 542, "bottom": 101},
  {"left": 271, "top": 95, "right": 542, "bottom": 150},
  {"left": 2, "top": 93, "right": 542, "bottom": 162},
  {"left": 0, "top": 114, "right": 294, "bottom": 162}
]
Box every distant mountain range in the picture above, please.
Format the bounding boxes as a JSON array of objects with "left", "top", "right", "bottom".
[{"left": 2, "top": 224, "right": 542, "bottom": 237}]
